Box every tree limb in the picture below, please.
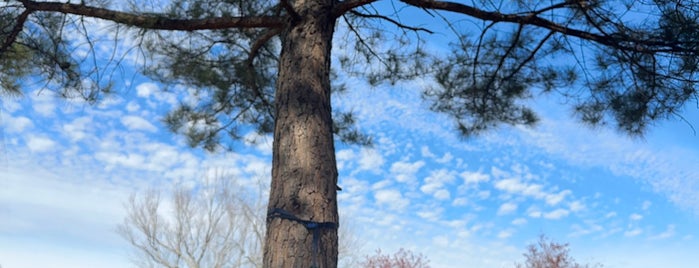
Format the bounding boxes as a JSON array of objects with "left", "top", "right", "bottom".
[
  {"left": 246, "top": 28, "right": 280, "bottom": 121},
  {"left": 399, "top": 0, "right": 693, "bottom": 54},
  {"left": 333, "top": 0, "right": 379, "bottom": 17},
  {"left": 19, "top": 0, "right": 284, "bottom": 30},
  {"left": 348, "top": 10, "right": 433, "bottom": 34},
  {"left": 0, "top": 9, "right": 31, "bottom": 56}
]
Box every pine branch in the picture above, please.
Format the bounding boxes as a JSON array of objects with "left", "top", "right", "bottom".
[
  {"left": 0, "top": 9, "right": 31, "bottom": 56},
  {"left": 333, "top": 0, "right": 379, "bottom": 17},
  {"left": 399, "top": 0, "right": 696, "bottom": 54},
  {"left": 19, "top": 0, "right": 284, "bottom": 30},
  {"left": 348, "top": 10, "right": 433, "bottom": 34}
]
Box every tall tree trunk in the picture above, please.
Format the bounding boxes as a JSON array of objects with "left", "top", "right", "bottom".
[{"left": 264, "top": 0, "right": 339, "bottom": 267}]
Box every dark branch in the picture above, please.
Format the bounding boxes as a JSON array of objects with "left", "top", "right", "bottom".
[
  {"left": 348, "top": 10, "right": 434, "bottom": 34},
  {"left": 333, "top": 0, "right": 379, "bottom": 17},
  {"left": 523, "top": 1, "right": 576, "bottom": 16},
  {"left": 248, "top": 28, "right": 282, "bottom": 64},
  {"left": 279, "top": 0, "right": 300, "bottom": 22},
  {"left": 20, "top": 0, "right": 284, "bottom": 30},
  {"left": 484, "top": 24, "right": 524, "bottom": 91},
  {"left": 246, "top": 28, "right": 280, "bottom": 120},
  {"left": 399, "top": 0, "right": 695, "bottom": 54},
  {"left": 503, "top": 30, "right": 556, "bottom": 83},
  {"left": 0, "top": 9, "right": 31, "bottom": 56},
  {"left": 341, "top": 14, "right": 388, "bottom": 69}
]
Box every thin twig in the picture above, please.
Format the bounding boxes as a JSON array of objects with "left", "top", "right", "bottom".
[
  {"left": 342, "top": 14, "right": 389, "bottom": 69},
  {"left": 348, "top": 10, "right": 433, "bottom": 34}
]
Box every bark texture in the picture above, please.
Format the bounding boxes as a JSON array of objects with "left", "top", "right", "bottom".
[{"left": 264, "top": 0, "right": 339, "bottom": 266}]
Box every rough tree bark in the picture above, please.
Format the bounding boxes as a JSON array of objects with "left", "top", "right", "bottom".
[{"left": 265, "top": 0, "right": 339, "bottom": 267}]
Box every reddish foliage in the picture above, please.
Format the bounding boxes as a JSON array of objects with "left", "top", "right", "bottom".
[
  {"left": 515, "top": 235, "right": 602, "bottom": 268},
  {"left": 360, "top": 248, "right": 430, "bottom": 268}
]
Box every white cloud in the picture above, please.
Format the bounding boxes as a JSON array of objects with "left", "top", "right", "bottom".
[
  {"left": 651, "top": 224, "right": 676, "bottom": 240},
  {"left": 545, "top": 190, "right": 571, "bottom": 206},
  {"left": 494, "top": 176, "right": 573, "bottom": 209},
  {"left": 569, "top": 200, "right": 586, "bottom": 212},
  {"left": 511, "top": 218, "right": 527, "bottom": 225},
  {"left": 30, "top": 91, "right": 57, "bottom": 117},
  {"left": 605, "top": 211, "right": 617, "bottom": 218},
  {"left": 494, "top": 178, "right": 545, "bottom": 199},
  {"left": 421, "top": 146, "right": 436, "bottom": 158},
  {"left": 420, "top": 169, "right": 456, "bottom": 199},
  {"left": 452, "top": 198, "right": 468, "bottom": 206},
  {"left": 3, "top": 115, "right": 33, "bottom": 133},
  {"left": 1, "top": 97, "right": 21, "bottom": 112},
  {"left": 358, "top": 148, "right": 384, "bottom": 173},
  {"left": 63, "top": 116, "right": 93, "bottom": 141},
  {"left": 136, "top": 82, "right": 158, "bottom": 98},
  {"left": 630, "top": 213, "right": 643, "bottom": 221},
  {"left": 96, "top": 152, "right": 147, "bottom": 170},
  {"left": 243, "top": 132, "right": 273, "bottom": 155},
  {"left": 642, "top": 200, "right": 652, "bottom": 210},
  {"left": 460, "top": 171, "right": 489, "bottom": 185},
  {"left": 390, "top": 160, "right": 425, "bottom": 184},
  {"left": 432, "top": 235, "right": 450, "bottom": 247},
  {"left": 374, "top": 189, "right": 409, "bottom": 211},
  {"left": 569, "top": 221, "right": 604, "bottom": 237},
  {"left": 26, "top": 135, "right": 56, "bottom": 152},
  {"left": 335, "top": 149, "right": 355, "bottom": 171},
  {"left": 624, "top": 228, "right": 643, "bottom": 237},
  {"left": 417, "top": 206, "right": 444, "bottom": 220},
  {"left": 497, "top": 202, "right": 518, "bottom": 215},
  {"left": 477, "top": 190, "right": 490, "bottom": 199},
  {"left": 126, "top": 101, "right": 140, "bottom": 112},
  {"left": 514, "top": 116, "right": 699, "bottom": 215},
  {"left": 434, "top": 189, "right": 451, "bottom": 200},
  {"left": 371, "top": 179, "right": 392, "bottom": 190},
  {"left": 120, "top": 115, "right": 157, "bottom": 132},
  {"left": 527, "top": 206, "right": 542, "bottom": 218},
  {"left": 543, "top": 209, "right": 569, "bottom": 219},
  {"left": 497, "top": 229, "right": 514, "bottom": 239},
  {"left": 435, "top": 152, "right": 453, "bottom": 163},
  {"left": 1, "top": 161, "right": 133, "bottom": 268}
]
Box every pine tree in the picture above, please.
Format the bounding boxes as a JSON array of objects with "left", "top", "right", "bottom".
[{"left": 2, "top": 1, "right": 699, "bottom": 267}]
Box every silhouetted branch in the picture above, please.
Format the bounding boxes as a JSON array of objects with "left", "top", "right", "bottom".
[
  {"left": 348, "top": 10, "right": 433, "bottom": 34},
  {"left": 19, "top": 0, "right": 283, "bottom": 30},
  {"left": 0, "top": 9, "right": 30, "bottom": 56}
]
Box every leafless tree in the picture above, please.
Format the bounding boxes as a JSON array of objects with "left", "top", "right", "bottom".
[
  {"left": 337, "top": 218, "right": 365, "bottom": 268},
  {"left": 515, "top": 235, "right": 602, "bottom": 268},
  {"left": 117, "top": 173, "right": 361, "bottom": 268},
  {"left": 360, "top": 248, "right": 430, "bottom": 268},
  {"left": 117, "top": 175, "right": 266, "bottom": 268}
]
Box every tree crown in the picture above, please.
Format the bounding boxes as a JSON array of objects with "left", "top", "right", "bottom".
[{"left": 2, "top": 0, "right": 698, "bottom": 148}]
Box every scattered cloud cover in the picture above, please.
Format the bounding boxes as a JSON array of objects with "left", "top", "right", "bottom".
[{"left": 2, "top": 14, "right": 699, "bottom": 268}]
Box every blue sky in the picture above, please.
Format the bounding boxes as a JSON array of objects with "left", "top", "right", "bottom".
[
  {"left": 2, "top": 4, "right": 699, "bottom": 268},
  {"left": 3, "top": 70, "right": 699, "bottom": 267}
]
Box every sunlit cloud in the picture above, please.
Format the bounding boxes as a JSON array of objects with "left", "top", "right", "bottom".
[
  {"left": 624, "top": 228, "right": 643, "bottom": 237},
  {"left": 374, "top": 189, "right": 409, "bottom": 211},
  {"left": 543, "top": 208, "right": 570, "bottom": 220},
  {"left": 651, "top": 224, "right": 676, "bottom": 240},
  {"left": 390, "top": 160, "right": 425, "bottom": 184},
  {"left": 629, "top": 213, "right": 643, "bottom": 221},
  {"left": 497, "top": 202, "right": 518, "bottom": 216},
  {"left": 26, "top": 134, "right": 57, "bottom": 152},
  {"left": 120, "top": 115, "right": 158, "bottom": 132}
]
